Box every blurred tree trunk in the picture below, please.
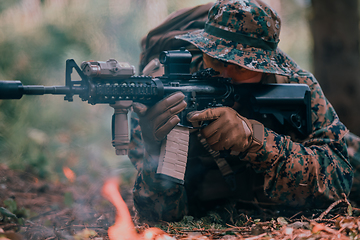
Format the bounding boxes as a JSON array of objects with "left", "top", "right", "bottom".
[{"left": 310, "top": 0, "right": 360, "bottom": 135}]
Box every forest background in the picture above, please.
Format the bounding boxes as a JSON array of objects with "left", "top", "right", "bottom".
[{"left": 0, "top": 0, "right": 358, "bottom": 191}]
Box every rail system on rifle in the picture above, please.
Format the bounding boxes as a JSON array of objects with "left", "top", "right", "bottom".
[{"left": 0, "top": 48, "right": 312, "bottom": 156}]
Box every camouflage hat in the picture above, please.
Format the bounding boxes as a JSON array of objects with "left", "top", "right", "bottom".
[{"left": 175, "top": 0, "right": 299, "bottom": 77}]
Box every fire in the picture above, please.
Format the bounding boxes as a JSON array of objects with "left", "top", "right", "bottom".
[
  {"left": 63, "top": 166, "right": 76, "bottom": 182},
  {"left": 101, "top": 178, "right": 175, "bottom": 240}
]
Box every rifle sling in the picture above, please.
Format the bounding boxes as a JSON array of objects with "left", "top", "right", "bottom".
[{"left": 196, "top": 132, "right": 236, "bottom": 191}]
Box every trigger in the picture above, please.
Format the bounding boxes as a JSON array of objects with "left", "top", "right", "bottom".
[
  {"left": 200, "top": 120, "right": 211, "bottom": 128},
  {"left": 192, "top": 120, "right": 210, "bottom": 129}
]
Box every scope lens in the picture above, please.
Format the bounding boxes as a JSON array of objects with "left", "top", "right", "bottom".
[{"left": 159, "top": 52, "right": 167, "bottom": 64}]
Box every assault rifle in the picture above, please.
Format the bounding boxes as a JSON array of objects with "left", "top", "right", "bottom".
[{"left": 0, "top": 48, "right": 312, "bottom": 182}]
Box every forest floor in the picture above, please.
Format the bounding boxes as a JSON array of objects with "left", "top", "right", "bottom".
[{"left": 1, "top": 163, "right": 360, "bottom": 240}]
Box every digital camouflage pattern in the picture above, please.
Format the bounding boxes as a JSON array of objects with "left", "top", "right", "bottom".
[
  {"left": 129, "top": 69, "right": 353, "bottom": 221},
  {"left": 345, "top": 133, "right": 360, "bottom": 202},
  {"left": 176, "top": 0, "right": 297, "bottom": 77},
  {"left": 128, "top": 0, "right": 354, "bottom": 222}
]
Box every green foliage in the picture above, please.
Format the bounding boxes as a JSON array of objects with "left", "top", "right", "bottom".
[
  {"left": 3, "top": 198, "right": 18, "bottom": 214},
  {"left": 0, "top": 207, "right": 17, "bottom": 219},
  {"left": 157, "top": 213, "right": 229, "bottom": 235},
  {"left": 73, "top": 228, "right": 97, "bottom": 240},
  {"left": 0, "top": 0, "right": 21, "bottom": 13},
  {"left": 64, "top": 192, "right": 74, "bottom": 207},
  {"left": 348, "top": 204, "right": 353, "bottom": 216},
  {"left": 1, "top": 198, "right": 36, "bottom": 224},
  {"left": 0, "top": 0, "right": 147, "bottom": 180}
]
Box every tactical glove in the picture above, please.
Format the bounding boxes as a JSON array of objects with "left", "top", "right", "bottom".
[
  {"left": 187, "top": 107, "right": 264, "bottom": 154},
  {"left": 133, "top": 92, "right": 187, "bottom": 155}
]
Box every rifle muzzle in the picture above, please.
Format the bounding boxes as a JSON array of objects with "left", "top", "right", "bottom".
[{"left": 0, "top": 80, "right": 24, "bottom": 99}]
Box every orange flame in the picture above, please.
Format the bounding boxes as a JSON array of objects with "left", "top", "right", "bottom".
[
  {"left": 101, "top": 178, "right": 174, "bottom": 240},
  {"left": 63, "top": 166, "right": 76, "bottom": 183}
]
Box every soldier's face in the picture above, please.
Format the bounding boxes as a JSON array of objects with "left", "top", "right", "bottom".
[{"left": 202, "top": 54, "right": 263, "bottom": 84}]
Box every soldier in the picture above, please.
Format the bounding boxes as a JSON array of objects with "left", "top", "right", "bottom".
[
  {"left": 138, "top": 2, "right": 213, "bottom": 77},
  {"left": 129, "top": 0, "right": 354, "bottom": 222}
]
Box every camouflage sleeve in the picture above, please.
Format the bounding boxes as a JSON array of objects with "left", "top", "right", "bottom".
[
  {"left": 242, "top": 71, "right": 354, "bottom": 207},
  {"left": 128, "top": 112, "right": 188, "bottom": 222},
  {"left": 128, "top": 111, "right": 144, "bottom": 171},
  {"left": 344, "top": 132, "right": 360, "bottom": 203},
  {"left": 345, "top": 132, "right": 360, "bottom": 169}
]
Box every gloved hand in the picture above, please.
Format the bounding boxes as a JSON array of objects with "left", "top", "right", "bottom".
[
  {"left": 133, "top": 92, "right": 187, "bottom": 156},
  {"left": 187, "top": 107, "right": 264, "bottom": 154}
]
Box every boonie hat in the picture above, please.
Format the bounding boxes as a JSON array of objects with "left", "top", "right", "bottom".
[
  {"left": 176, "top": 0, "right": 299, "bottom": 77},
  {"left": 139, "top": 2, "right": 213, "bottom": 75}
]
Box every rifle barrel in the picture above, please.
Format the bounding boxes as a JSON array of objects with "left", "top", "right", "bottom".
[
  {"left": 0, "top": 80, "right": 85, "bottom": 99},
  {"left": 22, "top": 85, "right": 71, "bottom": 95},
  {"left": 163, "top": 84, "right": 227, "bottom": 95}
]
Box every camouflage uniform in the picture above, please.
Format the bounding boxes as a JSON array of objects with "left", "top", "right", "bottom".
[
  {"left": 129, "top": 0, "right": 354, "bottom": 222},
  {"left": 345, "top": 133, "right": 360, "bottom": 202}
]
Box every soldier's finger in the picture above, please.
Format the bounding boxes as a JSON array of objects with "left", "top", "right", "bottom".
[
  {"left": 132, "top": 102, "right": 148, "bottom": 117},
  {"left": 147, "top": 92, "right": 185, "bottom": 120},
  {"left": 155, "top": 115, "right": 181, "bottom": 140},
  {"left": 187, "top": 108, "right": 222, "bottom": 122},
  {"left": 153, "top": 100, "right": 187, "bottom": 130}
]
